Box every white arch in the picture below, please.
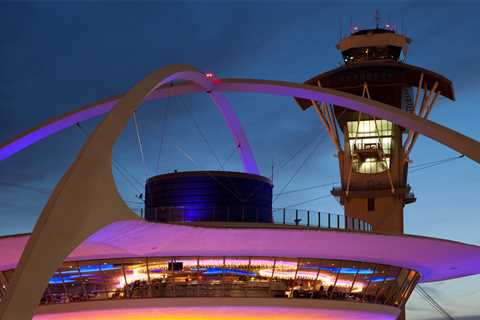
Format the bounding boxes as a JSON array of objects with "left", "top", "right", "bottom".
[
  {"left": 1, "top": 79, "right": 479, "bottom": 165},
  {"left": 0, "top": 65, "right": 217, "bottom": 320},
  {"left": 0, "top": 83, "right": 260, "bottom": 174}
]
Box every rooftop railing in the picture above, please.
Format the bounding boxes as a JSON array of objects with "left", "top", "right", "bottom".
[
  {"left": 131, "top": 207, "right": 373, "bottom": 233},
  {"left": 272, "top": 208, "right": 373, "bottom": 232}
]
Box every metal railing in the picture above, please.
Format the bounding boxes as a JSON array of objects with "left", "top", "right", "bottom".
[
  {"left": 131, "top": 207, "right": 373, "bottom": 233},
  {"left": 272, "top": 208, "right": 373, "bottom": 232}
]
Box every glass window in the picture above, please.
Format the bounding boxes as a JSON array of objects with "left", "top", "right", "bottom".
[
  {"left": 293, "top": 259, "right": 322, "bottom": 299},
  {"left": 223, "top": 257, "right": 253, "bottom": 297},
  {"left": 28, "top": 257, "right": 418, "bottom": 307},
  {"left": 247, "top": 257, "right": 274, "bottom": 297},
  {"left": 77, "top": 260, "right": 114, "bottom": 301},
  {"left": 197, "top": 257, "right": 224, "bottom": 297},
  {"left": 173, "top": 257, "right": 201, "bottom": 297},
  {"left": 374, "top": 266, "right": 400, "bottom": 304},
  {"left": 346, "top": 119, "right": 393, "bottom": 174},
  {"left": 383, "top": 267, "right": 409, "bottom": 305},
  {"left": 55, "top": 262, "right": 87, "bottom": 303},
  {"left": 273, "top": 258, "right": 297, "bottom": 280},
  {"left": 362, "top": 264, "right": 386, "bottom": 303},
  {"left": 315, "top": 260, "right": 343, "bottom": 298},
  {"left": 330, "top": 261, "right": 359, "bottom": 299},
  {"left": 348, "top": 262, "right": 376, "bottom": 301},
  {"left": 395, "top": 270, "right": 419, "bottom": 306},
  {"left": 273, "top": 258, "right": 298, "bottom": 298},
  {"left": 122, "top": 258, "right": 149, "bottom": 298},
  {"left": 147, "top": 257, "right": 171, "bottom": 297}
]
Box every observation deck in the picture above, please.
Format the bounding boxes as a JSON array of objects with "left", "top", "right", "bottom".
[
  {"left": 1, "top": 255, "right": 417, "bottom": 314},
  {"left": 1, "top": 219, "right": 479, "bottom": 320}
]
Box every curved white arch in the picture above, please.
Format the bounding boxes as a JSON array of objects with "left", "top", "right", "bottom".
[
  {"left": 1, "top": 79, "right": 479, "bottom": 165},
  {"left": 0, "top": 83, "right": 260, "bottom": 174},
  {"left": 0, "top": 65, "right": 219, "bottom": 320}
]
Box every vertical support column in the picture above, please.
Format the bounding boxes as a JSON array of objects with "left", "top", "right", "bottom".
[{"left": 329, "top": 261, "right": 342, "bottom": 299}]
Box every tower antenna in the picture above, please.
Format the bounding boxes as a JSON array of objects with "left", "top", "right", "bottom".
[
  {"left": 374, "top": 10, "right": 381, "bottom": 29},
  {"left": 339, "top": 17, "right": 343, "bottom": 40}
]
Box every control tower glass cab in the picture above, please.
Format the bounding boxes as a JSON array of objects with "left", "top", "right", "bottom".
[
  {"left": 295, "top": 26, "right": 454, "bottom": 235},
  {"left": 339, "top": 28, "right": 410, "bottom": 65},
  {"left": 337, "top": 28, "right": 410, "bottom": 180}
]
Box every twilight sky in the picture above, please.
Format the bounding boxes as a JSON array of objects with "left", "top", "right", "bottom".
[{"left": 0, "top": 1, "right": 479, "bottom": 319}]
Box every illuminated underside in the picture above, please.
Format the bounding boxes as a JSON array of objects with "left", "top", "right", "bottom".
[
  {"left": 33, "top": 299, "right": 400, "bottom": 320},
  {"left": 33, "top": 307, "right": 395, "bottom": 320}
]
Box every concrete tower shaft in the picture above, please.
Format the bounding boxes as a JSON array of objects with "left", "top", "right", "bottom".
[{"left": 295, "top": 27, "right": 454, "bottom": 235}]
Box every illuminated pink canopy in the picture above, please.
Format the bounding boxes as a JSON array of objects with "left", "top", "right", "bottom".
[{"left": 1, "top": 220, "right": 479, "bottom": 283}]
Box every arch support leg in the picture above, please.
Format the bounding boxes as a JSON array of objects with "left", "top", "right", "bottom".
[
  {"left": 209, "top": 92, "right": 259, "bottom": 174},
  {"left": 0, "top": 65, "right": 213, "bottom": 320}
]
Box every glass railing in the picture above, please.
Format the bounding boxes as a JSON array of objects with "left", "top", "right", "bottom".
[
  {"left": 0, "top": 256, "right": 419, "bottom": 309},
  {"left": 272, "top": 208, "right": 373, "bottom": 232},
  {"left": 131, "top": 207, "right": 373, "bottom": 233}
]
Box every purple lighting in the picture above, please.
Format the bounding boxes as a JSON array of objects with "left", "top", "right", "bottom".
[
  {"left": 1, "top": 220, "right": 480, "bottom": 283},
  {"left": 1, "top": 78, "right": 479, "bottom": 167}
]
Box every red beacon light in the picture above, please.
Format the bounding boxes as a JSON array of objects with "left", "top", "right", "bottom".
[{"left": 205, "top": 72, "right": 220, "bottom": 84}]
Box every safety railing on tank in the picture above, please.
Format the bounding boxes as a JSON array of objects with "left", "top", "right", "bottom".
[{"left": 130, "top": 207, "right": 373, "bottom": 233}]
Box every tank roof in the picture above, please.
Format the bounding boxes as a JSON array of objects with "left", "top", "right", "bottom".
[{"left": 147, "top": 170, "right": 272, "bottom": 185}]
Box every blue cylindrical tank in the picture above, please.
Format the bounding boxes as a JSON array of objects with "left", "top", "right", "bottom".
[{"left": 144, "top": 171, "right": 273, "bottom": 223}]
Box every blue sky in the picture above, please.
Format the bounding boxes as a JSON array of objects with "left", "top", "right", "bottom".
[{"left": 0, "top": 1, "right": 479, "bottom": 319}]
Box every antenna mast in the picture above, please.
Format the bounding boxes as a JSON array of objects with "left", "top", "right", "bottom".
[{"left": 374, "top": 10, "right": 381, "bottom": 29}]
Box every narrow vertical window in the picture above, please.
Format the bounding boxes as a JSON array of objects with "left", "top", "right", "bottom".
[{"left": 368, "top": 198, "right": 375, "bottom": 211}]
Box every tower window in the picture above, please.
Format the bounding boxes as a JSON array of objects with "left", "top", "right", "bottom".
[
  {"left": 347, "top": 119, "right": 393, "bottom": 174},
  {"left": 368, "top": 198, "right": 375, "bottom": 211}
]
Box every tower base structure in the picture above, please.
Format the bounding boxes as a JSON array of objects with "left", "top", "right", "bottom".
[{"left": 331, "top": 187, "right": 413, "bottom": 234}]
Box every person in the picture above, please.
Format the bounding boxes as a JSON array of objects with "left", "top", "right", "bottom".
[{"left": 318, "top": 285, "right": 325, "bottom": 298}]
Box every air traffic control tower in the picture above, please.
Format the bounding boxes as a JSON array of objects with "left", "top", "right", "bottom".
[{"left": 296, "top": 23, "right": 454, "bottom": 234}]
